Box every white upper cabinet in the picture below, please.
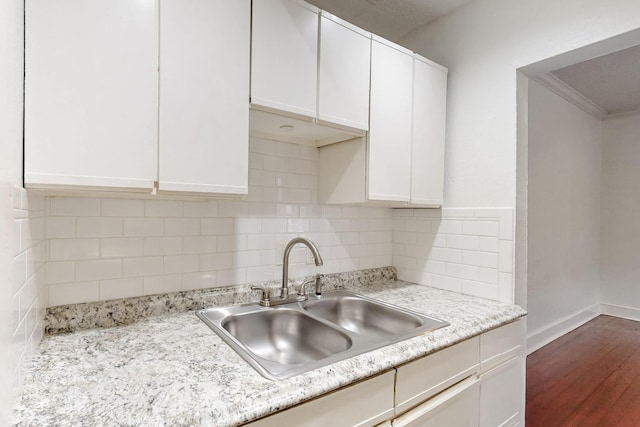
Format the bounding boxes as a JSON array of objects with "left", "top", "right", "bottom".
[
  {"left": 25, "top": 0, "right": 158, "bottom": 191},
  {"left": 368, "top": 36, "right": 414, "bottom": 203},
  {"left": 251, "top": 0, "right": 319, "bottom": 118},
  {"left": 318, "top": 12, "right": 371, "bottom": 131},
  {"left": 159, "top": 0, "right": 250, "bottom": 196},
  {"left": 410, "top": 55, "right": 448, "bottom": 207}
]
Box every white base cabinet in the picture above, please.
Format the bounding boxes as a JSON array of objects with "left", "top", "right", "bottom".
[
  {"left": 245, "top": 370, "right": 395, "bottom": 427},
  {"left": 245, "top": 319, "right": 525, "bottom": 426}
]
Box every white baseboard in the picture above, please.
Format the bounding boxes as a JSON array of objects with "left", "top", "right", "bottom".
[
  {"left": 600, "top": 303, "right": 640, "bottom": 322},
  {"left": 526, "top": 304, "right": 600, "bottom": 355}
]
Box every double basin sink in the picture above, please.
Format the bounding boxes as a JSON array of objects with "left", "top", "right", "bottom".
[{"left": 197, "top": 290, "right": 449, "bottom": 380}]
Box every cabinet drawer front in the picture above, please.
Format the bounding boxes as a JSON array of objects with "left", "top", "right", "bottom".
[
  {"left": 393, "top": 377, "right": 480, "bottom": 427},
  {"left": 395, "top": 337, "right": 480, "bottom": 414},
  {"left": 480, "top": 319, "right": 525, "bottom": 371},
  {"left": 245, "top": 370, "right": 395, "bottom": 427},
  {"left": 479, "top": 356, "right": 525, "bottom": 427}
]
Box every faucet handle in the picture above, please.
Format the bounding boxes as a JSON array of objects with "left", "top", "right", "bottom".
[
  {"left": 297, "top": 279, "right": 316, "bottom": 297},
  {"left": 251, "top": 286, "right": 271, "bottom": 306},
  {"left": 314, "top": 274, "right": 324, "bottom": 296}
]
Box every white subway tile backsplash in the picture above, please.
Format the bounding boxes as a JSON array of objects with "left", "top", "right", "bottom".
[
  {"left": 49, "top": 197, "right": 100, "bottom": 217},
  {"left": 183, "top": 201, "right": 218, "bottom": 218},
  {"left": 143, "top": 274, "right": 182, "bottom": 295},
  {"left": 124, "top": 218, "right": 164, "bottom": 236},
  {"left": 122, "top": 257, "right": 163, "bottom": 278},
  {"left": 49, "top": 239, "right": 99, "bottom": 261},
  {"left": 99, "top": 277, "right": 144, "bottom": 301},
  {"left": 462, "top": 250, "right": 498, "bottom": 268},
  {"left": 46, "top": 262, "right": 75, "bottom": 284},
  {"left": 199, "top": 252, "right": 233, "bottom": 271},
  {"left": 100, "top": 238, "right": 144, "bottom": 258},
  {"left": 164, "top": 218, "right": 200, "bottom": 236},
  {"left": 217, "top": 235, "right": 248, "bottom": 252},
  {"left": 201, "top": 218, "right": 234, "bottom": 236},
  {"left": 446, "top": 234, "right": 480, "bottom": 250},
  {"left": 462, "top": 220, "right": 499, "bottom": 237},
  {"left": 461, "top": 280, "right": 498, "bottom": 300},
  {"left": 75, "top": 259, "right": 122, "bottom": 281},
  {"left": 217, "top": 201, "right": 249, "bottom": 217},
  {"left": 217, "top": 268, "right": 247, "bottom": 287},
  {"left": 163, "top": 254, "right": 199, "bottom": 274},
  {"left": 182, "top": 271, "right": 216, "bottom": 290},
  {"left": 393, "top": 208, "right": 514, "bottom": 303},
  {"left": 445, "top": 263, "right": 479, "bottom": 281},
  {"left": 143, "top": 237, "right": 182, "bottom": 256},
  {"left": 49, "top": 281, "right": 100, "bottom": 306},
  {"left": 182, "top": 236, "right": 218, "bottom": 254},
  {"left": 145, "top": 200, "right": 183, "bottom": 217},
  {"left": 40, "top": 139, "right": 395, "bottom": 307},
  {"left": 45, "top": 217, "right": 75, "bottom": 238},
  {"left": 499, "top": 240, "right": 514, "bottom": 273},
  {"left": 101, "top": 199, "right": 144, "bottom": 217},
  {"left": 76, "top": 217, "right": 123, "bottom": 237}
]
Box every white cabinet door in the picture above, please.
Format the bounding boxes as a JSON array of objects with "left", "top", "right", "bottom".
[
  {"left": 478, "top": 356, "right": 525, "bottom": 427},
  {"left": 393, "top": 378, "right": 480, "bottom": 427},
  {"left": 25, "top": 0, "right": 158, "bottom": 191},
  {"left": 245, "top": 370, "right": 395, "bottom": 427},
  {"left": 251, "top": 0, "right": 318, "bottom": 118},
  {"left": 368, "top": 36, "right": 413, "bottom": 203},
  {"left": 410, "top": 55, "right": 447, "bottom": 207},
  {"left": 159, "top": 0, "right": 249, "bottom": 196},
  {"left": 318, "top": 12, "right": 371, "bottom": 131}
]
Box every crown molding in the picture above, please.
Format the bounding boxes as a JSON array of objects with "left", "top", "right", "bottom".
[{"left": 532, "top": 73, "right": 608, "bottom": 121}]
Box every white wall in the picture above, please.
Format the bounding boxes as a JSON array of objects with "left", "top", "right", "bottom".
[
  {"left": 402, "top": 0, "right": 640, "bottom": 208},
  {"left": 601, "top": 113, "right": 640, "bottom": 316},
  {"left": 526, "top": 79, "right": 602, "bottom": 351},
  {"left": 0, "top": 0, "right": 25, "bottom": 421},
  {"left": 45, "top": 138, "right": 393, "bottom": 305},
  {"left": 1, "top": 1, "right": 46, "bottom": 421}
]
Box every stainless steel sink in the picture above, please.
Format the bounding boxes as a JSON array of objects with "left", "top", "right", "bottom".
[
  {"left": 197, "top": 290, "right": 449, "bottom": 380},
  {"left": 302, "top": 294, "right": 423, "bottom": 337},
  {"left": 221, "top": 308, "right": 352, "bottom": 365}
]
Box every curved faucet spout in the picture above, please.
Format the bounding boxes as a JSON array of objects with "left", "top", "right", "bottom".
[{"left": 281, "top": 237, "right": 323, "bottom": 298}]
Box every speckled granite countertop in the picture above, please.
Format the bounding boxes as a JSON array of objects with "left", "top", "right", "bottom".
[{"left": 13, "top": 278, "right": 526, "bottom": 426}]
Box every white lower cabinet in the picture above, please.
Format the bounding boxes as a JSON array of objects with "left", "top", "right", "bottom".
[
  {"left": 246, "top": 319, "right": 525, "bottom": 427},
  {"left": 245, "top": 370, "right": 395, "bottom": 427},
  {"left": 392, "top": 377, "right": 480, "bottom": 427}
]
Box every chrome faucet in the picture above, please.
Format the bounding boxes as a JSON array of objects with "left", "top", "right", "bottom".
[
  {"left": 251, "top": 237, "right": 323, "bottom": 307},
  {"left": 281, "top": 237, "right": 323, "bottom": 298}
]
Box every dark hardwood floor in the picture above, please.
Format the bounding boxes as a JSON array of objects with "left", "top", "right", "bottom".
[{"left": 526, "top": 315, "right": 640, "bottom": 426}]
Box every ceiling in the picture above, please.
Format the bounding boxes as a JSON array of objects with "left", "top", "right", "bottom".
[
  {"left": 306, "top": 0, "right": 475, "bottom": 42},
  {"left": 550, "top": 44, "right": 640, "bottom": 117}
]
